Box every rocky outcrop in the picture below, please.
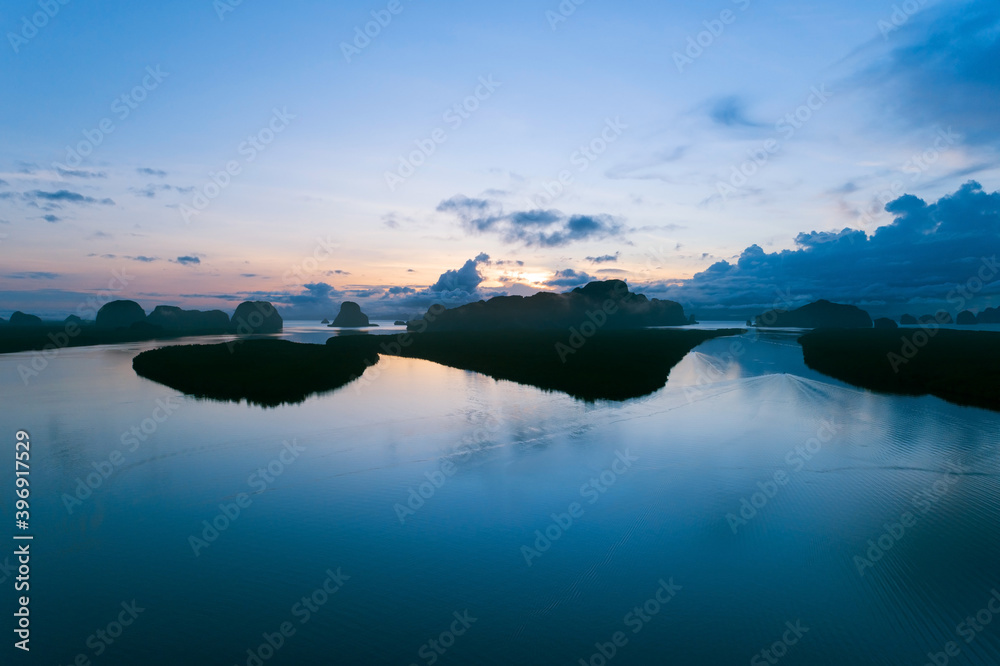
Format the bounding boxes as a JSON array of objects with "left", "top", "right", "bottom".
[
  {"left": 978, "top": 307, "right": 1000, "bottom": 324},
  {"left": 64, "top": 314, "right": 83, "bottom": 328},
  {"left": 409, "top": 280, "right": 687, "bottom": 332},
  {"left": 755, "top": 300, "right": 872, "bottom": 329},
  {"left": 394, "top": 320, "right": 407, "bottom": 326},
  {"left": 148, "top": 306, "right": 230, "bottom": 332},
  {"left": 96, "top": 300, "right": 147, "bottom": 330},
  {"left": 956, "top": 311, "right": 977, "bottom": 325},
  {"left": 9, "top": 311, "right": 43, "bottom": 327},
  {"left": 231, "top": 301, "right": 283, "bottom": 334},
  {"left": 331, "top": 302, "right": 373, "bottom": 327},
  {"left": 919, "top": 311, "right": 953, "bottom": 326},
  {"left": 900, "top": 314, "right": 918, "bottom": 325},
  {"left": 873, "top": 317, "right": 898, "bottom": 330}
]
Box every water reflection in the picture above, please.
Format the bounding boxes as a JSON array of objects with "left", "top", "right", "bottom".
[{"left": 0, "top": 330, "right": 998, "bottom": 664}]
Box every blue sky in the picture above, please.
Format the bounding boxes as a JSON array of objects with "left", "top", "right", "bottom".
[{"left": 1, "top": 0, "right": 998, "bottom": 319}]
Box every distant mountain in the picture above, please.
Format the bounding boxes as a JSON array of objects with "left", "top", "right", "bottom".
[
  {"left": 956, "top": 311, "right": 977, "bottom": 325},
  {"left": 408, "top": 280, "right": 688, "bottom": 332},
  {"left": 231, "top": 301, "right": 282, "bottom": 333},
  {"left": 148, "top": 306, "right": 230, "bottom": 332},
  {"left": 755, "top": 300, "right": 872, "bottom": 329},
  {"left": 331, "top": 302, "right": 374, "bottom": 327},
  {"left": 96, "top": 300, "right": 147, "bottom": 330},
  {"left": 978, "top": 307, "right": 1000, "bottom": 324},
  {"left": 9, "top": 311, "right": 43, "bottom": 327}
]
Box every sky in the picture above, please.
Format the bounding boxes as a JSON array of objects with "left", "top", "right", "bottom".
[{"left": 1, "top": 0, "right": 998, "bottom": 320}]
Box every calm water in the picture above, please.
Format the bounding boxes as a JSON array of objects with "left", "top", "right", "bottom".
[{"left": 1, "top": 326, "right": 999, "bottom": 665}]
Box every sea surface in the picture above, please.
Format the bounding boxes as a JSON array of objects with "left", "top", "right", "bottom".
[{"left": 1, "top": 323, "right": 999, "bottom": 665}]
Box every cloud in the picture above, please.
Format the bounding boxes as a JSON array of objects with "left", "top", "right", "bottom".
[
  {"left": 24, "top": 190, "right": 115, "bottom": 206},
  {"left": 707, "top": 96, "right": 766, "bottom": 128},
  {"left": 586, "top": 253, "right": 619, "bottom": 264},
  {"left": 387, "top": 286, "right": 416, "bottom": 295},
  {"left": 42, "top": 214, "right": 60, "bottom": 223},
  {"left": 645, "top": 181, "right": 1000, "bottom": 314},
  {"left": 4, "top": 272, "right": 60, "bottom": 280},
  {"left": 238, "top": 282, "right": 347, "bottom": 319},
  {"left": 130, "top": 185, "right": 161, "bottom": 198},
  {"left": 136, "top": 167, "right": 168, "bottom": 177},
  {"left": 605, "top": 146, "right": 689, "bottom": 182},
  {"left": 290, "top": 282, "right": 341, "bottom": 305},
  {"left": 853, "top": 0, "right": 1000, "bottom": 148},
  {"left": 246, "top": 255, "right": 513, "bottom": 319},
  {"left": 174, "top": 256, "right": 201, "bottom": 265},
  {"left": 437, "top": 195, "right": 624, "bottom": 247},
  {"left": 430, "top": 253, "right": 489, "bottom": 293},
  {"left": 126, "top": 256, "right": 158, "bottom": 263},
  {"left": 130, "top": 184, "right": 195, "bottom": 198},
  {"left": 546, "top": 269, "right": 594, "bottom": 288},
  {"left": 56, "top": 167, "right": 107, "bottom": 179}
]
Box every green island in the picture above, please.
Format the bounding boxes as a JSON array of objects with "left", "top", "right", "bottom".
[
  {"left": 799, "top": 328, "right": 1000, "bottom": 411},
  {"left": 132, "top": 338, "right": 379, "bottom": 408},
  {"left": 132, "top": 329, "right": 743, "bottom": 406}
]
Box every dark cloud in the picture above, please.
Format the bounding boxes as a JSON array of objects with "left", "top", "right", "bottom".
[
  {"left": 587, "top": 253, "right": 619, "bottom": 264},
  {"left": 136, "top": 167, "right": 168, "bottom": 177},
  {"left": 175, "top": 256, "right": 201, "bottom": 265},
  {"left": 42, "top": 214, "right": 60, "bottom": 223},
  {"left": 239, "top": 283, "right": 346, "bottom": 319},
  {"left": 707, "top": 96, "right": 766, "bottom": 128},
  {"left": 431, "top": 253, "right": 490, "bottom": 293},
  {"left": 546, "top": 269, "right": 594, "bottom": 288},
  {"left": 5, "top": 272, "right": 60, "bottom": 280},
  {"left": 24, "top": 190, "right": 115, "bottom": 206},
  {"left": 348, "top": 289, "right": 382, "bottom": 298},
  {"left": 292, "top": 282, "right": 341, "bottom": 304},
  {"left": 247, "top": 255, "right": 510, "bottom": 319},
  {"left": 854, "top": 0, "right": 1000, "bottom": 148},
  {"left": 645, "top": 181, "right": 1000, "bottom": 315},
  {"left": 437, "top": 195, "right": 624, "bottom": 247},
  {"left": 127, "top": 256, "right": 158, "bottom": 263}
]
